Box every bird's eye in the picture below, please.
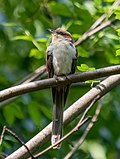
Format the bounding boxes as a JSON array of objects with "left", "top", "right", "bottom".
[{"left": 58, "top": 32, "right": 65, "bottom": 35}]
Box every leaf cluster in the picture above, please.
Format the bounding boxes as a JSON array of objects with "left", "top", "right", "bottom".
[{"left": 0, "top": 0, "right": 120, "bottom": 158}]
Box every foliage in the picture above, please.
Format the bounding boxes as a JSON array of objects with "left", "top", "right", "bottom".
[{"left": 0, "top": 0, "right": 120, "bottom": 158}]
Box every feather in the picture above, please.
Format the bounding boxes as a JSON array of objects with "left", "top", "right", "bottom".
[{"left": 46, "top": 28, "right": 77, "bottom": 149}]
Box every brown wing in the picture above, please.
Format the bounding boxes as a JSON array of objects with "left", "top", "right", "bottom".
[
  {"left": 71, "top": 48, "right": 77, "bottom": 74},
  {"left": 46, "top": 49, "right": 54, "bottom": 78}
]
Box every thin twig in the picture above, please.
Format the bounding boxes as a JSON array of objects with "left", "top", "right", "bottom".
[
  {"left": 75, "top": 18, "right": 116, "bottom": 46},
  {"left": 105, "top": 0, "right": 120, "bottom": 19},
  {"left": 90, "top": 0, "right": 120, "bottom": 30},
  {"left": 0, "top": 65, "right": 46, "bottom": 108},
  {"left": 34, "top": 117, "right": 91, "bottom": 158},
  {"left": 0, "top": 65, "right": 120, "bottom": 103},
  {"left": 0, "top": 126, "right": 6, "bottom": 145},
  {"left": 17, "top": 65, "right": 46, "bottom": 84},
  {"left": 0, "top": 126, "right": 35, "bottom": 159},
  {"left": 61, "top": 95, "right": 101, "bottom": 158},
  {"left": 64, "top": 98, "right": 103, "bottom": 159},
  {"left": 1, "top": 0, "right": 119, "bottom": 107},
  {"left": 75, "top": 0, "right": 120, "bottom": 46},
  {"left": 0, "top": 152, "right": 8, "bottom": 159},
  {"left": 34, "top": 95, "right": 102, "bottom": 158},
  {"left": 1, "top": 1, "right": 119, "bottom": 108},
  {"left": 90, "top": 13, "right": 107, "bottom": 30},
  {"left": 79, "top": 95, "right": 100, "bottom": 124},
  {"left": 5, "top": 75, "right": 120, "bottom": 159}
]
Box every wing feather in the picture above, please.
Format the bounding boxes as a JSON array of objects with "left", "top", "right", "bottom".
[
  {"left": 71, "top": 48, "right": 77, "bottom": 74},
  {"left": 46, "top": 48, "right": 54, "bottom": 78}
]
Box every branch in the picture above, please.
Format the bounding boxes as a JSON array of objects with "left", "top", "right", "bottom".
[
  {"left": 88, "top": 0, "right": 120, "bottom": 31},
  {"left": 1, "top": 0, "right": 119, "bottom": 107},
  {"left": 74, "top": 18, "right": 116, "bottom": 46},
  {"left": 0, "top": 65, "right": 46, "bottom": 108},
  {"left": 34, "top": 95, "right": 101, "bottom": 158},
  {"left": 0, "top": 65, "right": 120, "bottom": 102},
  {"left": 17, "top": 65, "right": 46, "bottom": 84},
  {"left": 34, "top": 117, "right": 91, "bottom": 158},
  {"left": 74, "top": 0, "right": 120, "bottom": 46},
  {"left": 64, "top": 98, "right": 103, "bottom": 159},
  {"left": 0, "top": 126, "right": 34, "bottom": 159},
  {"left": 6, "top": 74, "right": 120, "bottom": 159}
]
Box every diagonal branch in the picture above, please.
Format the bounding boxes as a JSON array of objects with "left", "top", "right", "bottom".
[
  {"left": 6, "top": 74, "right": 120, "bottom": 159},
  {"left": 35, "top": 95, "right": 101, "bottom": 158},
  {"left": 0, "top": 65, "right": 120, "bottom": 102},
  {"left": 74, "top": 0, "right": 120, "bottom": 46},
  {"left": 0, "top": 126, "right": 34, "bottom": 159},
  {"left": 64, "top": 98, "right": 103, "bottom": 159},
  {"left": 34, "top": 117, "right": 91, "bottom": 158},
  {"left": 0, "top": 65, "right": 46, "bottom": 108},
  {"left": 89, "top": 0, "right": 120, "bottom": 31},
  {"left": 74, "top": 18, "right": 116, "bottom": 46},
  {"left": 1, "top": 0, "right": 119, "bottom": 108}
]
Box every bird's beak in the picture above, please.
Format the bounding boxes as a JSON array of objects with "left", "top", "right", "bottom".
[{"left": 48, "top": 29, "right": 55, "bottom": 34}]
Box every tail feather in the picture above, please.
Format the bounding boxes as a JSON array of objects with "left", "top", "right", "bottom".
[{"left": 51, "top": 86, "right": 69, "bottom": 149}]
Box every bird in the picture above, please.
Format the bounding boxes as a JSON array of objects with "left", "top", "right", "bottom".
[{"left": 46, "top": 27, "right": 77, "bottom": 149}]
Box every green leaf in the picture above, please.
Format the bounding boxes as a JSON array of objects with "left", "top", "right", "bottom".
[
  {"left": 3, "top": 107, "right": 15, "bottom": 125},
  {"left": 94, "top": 0, "right": 101, "bottom": 5},
  {"left": 13, "top": 105, "right": 24, "bottom": 119},
  {"left": 3, "top": 103, "right": 24, "bottom": 125},
  {"left": 4, "top": 135, "right": 17, "bottom": 143},
  {"left": 74, "top": 5, "right": 93, "bottom": 32},
  {"left": 77, "top": 64, "right": 95, "bottom": 72},
  {"left": 49, "top": 2, "right": 72, "bottom": 17},
  {"left": 116, "top": 29, "right": 120, "bottom": 36},
  {"left": 37, "top": 38, "right": 47, "bottom": 43},
  {"left": 1, "top": 22, "right": 18, "bottom": 27},
  {"left": 104, "top": 0, "right": 115, "bottom": 2},
  {"left": 115, "top": 44, "right": 120, "bottom": 49},
  {"left": 28, "top": 101, "right": 41, "bottom": 125},
  {"left": 105, "top": 51, "right": 120, "bottom": 64},
  {"left": 85, "top": 80, "right": 100, "bottom": 87},
  {"left": 11, "top": 35, "right": 32, "bottom": 41},
  {"left": 29, "top": 48, "right": 43, "bottom": 59},
  {"left": 73, "top": 34, "right": 81, "bottom": 39},
  {"left": 39, "top": 105, "right": 52, "bottom": 120},
  {"left": 115, "top": 7, "right": 120, "bottom": 20},
  {"left": 105, "top": 33, "right": 119, "bottom": 40},
  {"left": 116, "top": 49, "right": 120, "bottom": 56},
  {"left": 1, "top": 141, "right": 12, "bottom": 149},
  {"left": 115, "top": 13, "right": 120, "bottom": 20},
  {"left": 77, "top": 46, "right": 89, "bottom": 57}
]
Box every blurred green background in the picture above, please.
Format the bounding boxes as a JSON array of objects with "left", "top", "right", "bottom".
[{"left": 0, "top": 0, "right": 120, "bottom": 158}]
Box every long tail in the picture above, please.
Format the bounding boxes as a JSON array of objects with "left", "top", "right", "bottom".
[{"left": 51, "top": 86, "right": 69, "bottom": 149}]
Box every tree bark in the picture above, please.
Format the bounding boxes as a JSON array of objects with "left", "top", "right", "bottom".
[
  {"left": 6, "top": 74, "right": 120, "bottom": 159},
  {"left": 0, "top": 65, "right": 120, "bottom": 102}
]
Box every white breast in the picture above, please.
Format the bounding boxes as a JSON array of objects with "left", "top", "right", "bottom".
[{"left": 51, "top": 40, "right": 76, "bottom": 76}]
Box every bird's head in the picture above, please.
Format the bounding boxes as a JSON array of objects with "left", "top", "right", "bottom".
[{"left": 49, "top": 28, "right": 73, "bottom": 43}]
